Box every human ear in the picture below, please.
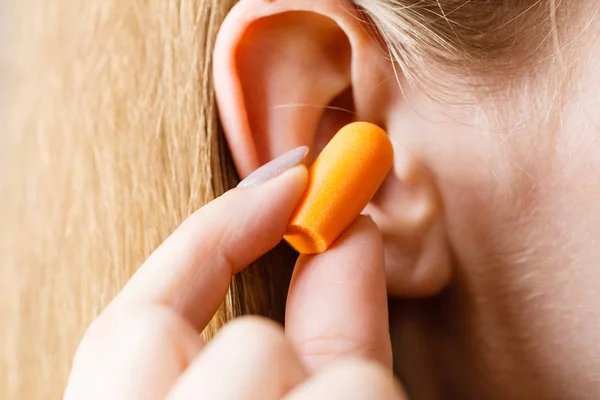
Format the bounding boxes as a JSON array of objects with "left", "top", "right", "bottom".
[{"left": 213, "top": 0, "right": 452, "bottom": 297}]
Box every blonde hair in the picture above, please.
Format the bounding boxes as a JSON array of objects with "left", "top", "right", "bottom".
[{"left": 0, "top": 0, "right": 572, "bottom": 398}]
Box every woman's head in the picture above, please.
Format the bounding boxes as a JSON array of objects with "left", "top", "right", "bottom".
[
  {"left": 212, "top": 1, "right": 600, "bottom": 398},
  {"left": 2, "top": 0, "right": 599, "bottom": 398}
]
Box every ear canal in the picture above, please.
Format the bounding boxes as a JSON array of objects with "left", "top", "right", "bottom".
[
  {"left": 312, "top": 86, "right": 356, "bottom": 163},
  {"left": 235, "top": 11, "right": 352, "bottom": 164}
]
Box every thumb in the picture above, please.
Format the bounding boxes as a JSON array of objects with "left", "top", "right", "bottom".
[{"left": 285, "top": 216, "right": 392, "bottom": 371}]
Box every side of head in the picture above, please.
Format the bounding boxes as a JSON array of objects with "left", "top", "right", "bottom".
[{"left": 214, "top": 0, "right": 600, "bottom": 398}]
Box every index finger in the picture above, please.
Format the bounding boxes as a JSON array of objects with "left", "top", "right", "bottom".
[
  {"left": 105, "top": 164, "right": 308, "bottom": 331},
  {"left": 285, "top": 216, "right": 393, "bottom": 371}
]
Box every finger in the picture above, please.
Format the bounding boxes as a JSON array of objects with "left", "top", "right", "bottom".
[
  {"left": 167, "top": 317, "right": 308, "bottom": 400},
  {"left": 283, "top": 358, "right": 406, "bottom": 400},
  {"left": 65, "top": 306, "right": 204, "bottom": 400},
  {"left": 285, "top": 216, "right": 392, "bottom": 371},
  {"left": 108, "top": 165, "right": 308, "bottom": 331}
]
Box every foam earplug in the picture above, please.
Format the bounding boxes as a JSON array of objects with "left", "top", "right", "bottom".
[{"left": 284, "top": 122, "right": 394, "bottom": 254}]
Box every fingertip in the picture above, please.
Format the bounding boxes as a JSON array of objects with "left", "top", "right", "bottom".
[
  {"left": 344, "top": 215, "right": 383, "bottom": 243},
  {"left": 234, "top": 164, "right": 309, "bottom": 213},
  {"left": 265, "top": 164, "right": 309, "bottom": 200},
  {"left": 236, "top": 164, "right": 308, "bottom": 191},
  {"left": 317, "top": 215, "right": 384, "bottom": 264}
]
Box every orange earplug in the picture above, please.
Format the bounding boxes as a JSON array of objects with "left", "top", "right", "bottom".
[{"left": 284, "top": 122, "right": 394, "bottom": 254}]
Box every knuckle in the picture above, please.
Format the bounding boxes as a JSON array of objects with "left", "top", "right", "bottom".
[
  {"left": 297, "top": 334, "right": 384, "bottom": 365},
  {"left": 75, "top": 306, "right": 181, "bottom": 363}
]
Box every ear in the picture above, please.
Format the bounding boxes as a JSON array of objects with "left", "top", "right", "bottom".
[{"left": 213, "top": 0, "right": 452, "bottom": 297}]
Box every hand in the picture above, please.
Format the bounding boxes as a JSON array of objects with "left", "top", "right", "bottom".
[{"left": 63, "top": 163, "right": 406, "bottom": 399}]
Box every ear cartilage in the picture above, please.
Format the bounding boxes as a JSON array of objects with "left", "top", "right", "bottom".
[{"left": 284, "top": 122, "right": 394, "bottom": 254}]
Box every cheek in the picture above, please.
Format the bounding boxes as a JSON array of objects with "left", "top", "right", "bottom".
[
  {"left": 431, "top": 103, "right": 600, "bottom": 397},
  {"left": 384, "top": 59, "right": 600, "bottom": 397}
]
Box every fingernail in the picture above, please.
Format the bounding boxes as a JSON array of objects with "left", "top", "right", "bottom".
[
  {"left": 361, "top": 212, "right": 373, "bottom": 220},
  {"left": 237, "top": 146, "right": 309, "bottom": 188}
]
